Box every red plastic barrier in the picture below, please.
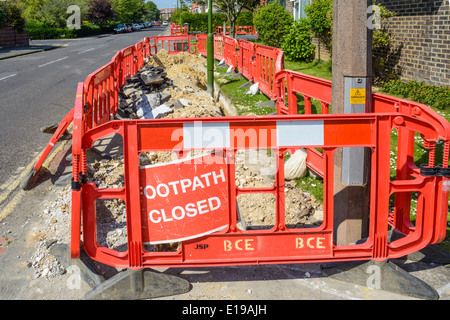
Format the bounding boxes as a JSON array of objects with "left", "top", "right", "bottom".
[
  {"left": 145, "top": 35, "right": 197, "bottom": 56},
  {"left": 120, "top": 45, "right": 136, "bottom": 84},
  {"left": 237, "top": 39, "right": 255, "bottom": 82},
  {"left": 213, "top": 35, "right": 224, "bottom": 61},
  {"left": 223, "top": 36, "right": 238, "bottom": 70},
  {"left": 215, "top": 26, "right": 256, "bottom": 35},
  {"left": 253, "top": 44, "right": 284, "bottom": 99},
  {"left": 197, "top": 34, "right": 207, "bottom": 57},
  {"left": 134, "top": 40, "right": 145, "bottom": 71},
  {"left": 171, "top": 24, "right": 188, "bottom": 36},
  {"left": 71, "top": 111, "right": 450, "bottom": 267}
]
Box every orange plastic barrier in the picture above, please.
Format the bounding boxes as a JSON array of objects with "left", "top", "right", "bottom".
[
  {"left": 253, "top": 44, "right": 284, "bottom": 99},
  {"left": 215, "top": 26, "right": 256, "bottom": 35},
  {"left": 237, "top": 39, "right": 255, "bottom": 82},
  {"left": 70, "top": 108, "right": 450, "bottom": 268},
  {"left": 223, "top": 36, "right": 238, "bottom": 70},
  {"left": 171, "top": 24, "right": 188, "bottom": 36},
  {"left": 144, "top": 35, "right": 197, "bottom": 56},
  {"left": 213, "top": 35, "right": 224, "bottom": 61}
]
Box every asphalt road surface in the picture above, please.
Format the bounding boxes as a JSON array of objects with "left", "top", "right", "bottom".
[{"left": 0, "top": 26, "right": 168, "bottom": 214}]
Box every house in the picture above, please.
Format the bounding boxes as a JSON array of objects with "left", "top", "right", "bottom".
[{"left": 160, "top": 8, "right": 176, "bottom": 21}]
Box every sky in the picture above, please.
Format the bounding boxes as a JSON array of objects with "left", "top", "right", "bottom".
[{"left": 149, "top": 0, "right": 179, "bottom": 9}]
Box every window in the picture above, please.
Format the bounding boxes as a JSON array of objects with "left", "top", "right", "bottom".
[{"left": 294, "top": 0, "right": 311, "bottom": 21}]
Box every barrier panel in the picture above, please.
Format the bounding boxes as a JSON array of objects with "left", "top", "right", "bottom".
[
  {"left": 253, "top": 44, "right": 284, "bottom": 100},
  {"left": 120, "top": 45, "right": 136, "bottom": 84},
  {"left": 134, "top": 40, "right": 145, "bottom": 71},
  {"left": 171, "top": 24, "right": 188, "bottom": 36},
  {"left": 223, "top": 36, "right": 238, "bottom": 70},
  {"left": 216, "top": 26, "right": 256, "bottom": 35},
  {"left": 237, "top": 39, "right": 255, "bottom": 82},
  {"left": 197, "top": 34, "right": 207, "bottom": 57},
  {"left": 70, "top": 109, "right": 450, "bottom": 268},
  {"left": 372, "top": 92, "right": 450, "bottom": 245},
  {"left": 145, "top": 35, "right": 197, "bottom": 56},
  {"left": 213, "top": 35, "right": 224, "bottom": 61}
]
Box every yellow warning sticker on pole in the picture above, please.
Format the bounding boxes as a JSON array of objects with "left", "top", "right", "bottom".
[{"left": 350, "top": 88, "right": 366, "bottom": 104}]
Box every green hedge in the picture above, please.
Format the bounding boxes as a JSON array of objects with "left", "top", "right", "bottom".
[
  {"left": 177, "top": 12, "right": 227, "bottom": 33},
  {"left": 26, "top": 21, "right": 114, "bottom": 40},
  {"left": 381, "top": 80, "right": 450, "bottom": 111}
]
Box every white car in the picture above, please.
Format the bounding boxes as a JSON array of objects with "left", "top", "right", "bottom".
[{"left": 162, "top": 21, "right": 168, "bottom": 26}]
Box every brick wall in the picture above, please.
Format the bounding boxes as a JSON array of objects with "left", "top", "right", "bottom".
[
  {"left": 375, "top": 0, "right": 449, "bottom": 86},
  {"left": 0, "top": 28, "right": 29, "bottom": 47}
]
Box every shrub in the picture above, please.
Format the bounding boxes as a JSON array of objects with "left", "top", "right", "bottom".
[
  {"left": 281, "top": 18, "right": 315, "bottom": 62},
  {"left": 177, "top": 12, "right": 227, "bottom": 33},
  {"left": 305, "top": 0, "right": 332, "bottom": 54},
  {"left": 253, "top": 2, "right": 293, "bottom": 48},
  {"left": 381, "top": 80, "right": 450, "bottom": 111}
]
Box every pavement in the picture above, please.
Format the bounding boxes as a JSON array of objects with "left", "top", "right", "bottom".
[
  {"left": 0, "top": 33, "right": 114, "bottom": 60},
  {"left": 0, "top": 29, "right": 449, "bottom": 305}
]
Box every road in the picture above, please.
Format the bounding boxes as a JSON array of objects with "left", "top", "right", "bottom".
[{"left": 0, "top": 26, "right": 168, "bottom": 216}]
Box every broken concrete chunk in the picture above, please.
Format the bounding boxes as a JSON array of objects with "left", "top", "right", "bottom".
[
  {"left": 152, "top": 103, "right": 174, "bottom": 119},
  {"left": 160, "top": 92, "right": 171, "bottom": 104},
  {"left": 145, "top": 92, "right": 161, "bottom": 109},
  {"left": 172, "top": 99, "right": 184, "bottom": 110},
  {"left": 139, "top": 71, "right": 165, "bottom": 86},
  {"left": 179, "top": 98, "right": 192, "bottom": 107}
]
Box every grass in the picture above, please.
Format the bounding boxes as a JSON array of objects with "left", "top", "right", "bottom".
[
  {"left": 214, "top": 56, "right": 449, "bottom": 252},
  {"left": 214, "top": 63, "right": 274, "bottom": 115},
  {"left": 284, "top": 59, "right": 332, "bottom": 81}
]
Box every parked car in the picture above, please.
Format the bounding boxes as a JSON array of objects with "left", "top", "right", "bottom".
[
  {"left": 139, "top": 23, "right": 145, "bottom": 29},
  {"left": 131, "top": 23, "right": 140, "bottom": 31},
  {"left": 145, "top": 22, "right": 152, "bottom": 28},
  {"left": 114, "top": 23, "right": 128, "bottom": 34},
  {"left": 162, "top": 21, "right": 168, "bottom": 26},
  {"left": 126, "top": 24, "right": 133, "bottom": 32},
  {"left": 153, "top": 21, "right": 160, "bottom": 26}
]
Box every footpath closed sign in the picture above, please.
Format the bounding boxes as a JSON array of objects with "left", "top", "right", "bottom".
[{"left": 140, "top": 153, "right": 229, "bottom": 244}]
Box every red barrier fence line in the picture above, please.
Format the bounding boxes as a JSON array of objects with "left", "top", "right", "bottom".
[
  {"left": 28, "top": 34, "right": 449, "bottom": 267},
  {"left": 71, "top": 112, "right": 450, "bottom": 268}
]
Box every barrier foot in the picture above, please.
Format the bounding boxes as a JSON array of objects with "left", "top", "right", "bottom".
[
  {"left": 320, "top": 260, "right": 439, "bottom": 300},
  {"left": 20, "top": 167, "right": 38, "bottom": 191},
  {"left": 256, "top": 100, "right": 276, "bottom": 109},
  {"left": 85, "top": 268, "right": 191, "bottom": 300},
  {"left": 238, "top": 81, "right": 253, "bottom": 89}
]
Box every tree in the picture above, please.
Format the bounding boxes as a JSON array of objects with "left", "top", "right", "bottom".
[
  {"left": 253, "top": 2, "right": 292, "bottom": 48},
  {"left": 213, "top": 0, "right": 259, "bottom": 38},
  {"left": 142, "top": 1, "right": 159, "bottom": 22},
  {"left": 88, "top": 0, "right": 114, "bottom": 25},
  {"left": 0, "top": 0, "right": 26, "bottom": 31},
  {"left": 111, "top": 0, "right": 145, "bottom": 23}
]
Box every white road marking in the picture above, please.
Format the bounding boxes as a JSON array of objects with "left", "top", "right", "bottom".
[
  {"left": 38, "top": 56, "right": 69, "bottom": 68},
  {"left": 0, "top": 73, "right": 17, "bottom": 81},
  {"left": 78, "top": 48, "right": 95, "bottom": 54}
]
